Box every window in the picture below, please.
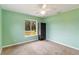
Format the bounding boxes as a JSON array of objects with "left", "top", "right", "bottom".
[{"left": 25, "top": 20, "right": 37, "bottom": 36}]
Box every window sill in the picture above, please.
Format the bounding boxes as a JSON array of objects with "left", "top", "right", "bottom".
[{"left": 24, "top": 35, "right": 38, "bottom": 37}]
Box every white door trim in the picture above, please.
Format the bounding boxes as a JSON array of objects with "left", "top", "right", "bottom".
[{"left": 0, "top": 48, "right": 2, "bottom": 55}]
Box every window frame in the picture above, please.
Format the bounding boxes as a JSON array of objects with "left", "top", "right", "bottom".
[{"left": 24, "top": 19, "right": 38, "bottom": 37}]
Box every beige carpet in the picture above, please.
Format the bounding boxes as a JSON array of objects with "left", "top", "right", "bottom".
[{"left": 1, "top": 40, "right": 79, "bottom": 55}]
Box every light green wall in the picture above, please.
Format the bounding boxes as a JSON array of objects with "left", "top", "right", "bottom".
[
  {"left": 45, "top": 8, "right": 79, "bottom": 49},
  {"left": 2, "top": 7, "right": 79, "bottom": 49},
  {"left": 2, "top": 10, "right": 43, "bottom": 47},
  {"left": 0, "top": 7, "right": 2, "bottom": 47}
]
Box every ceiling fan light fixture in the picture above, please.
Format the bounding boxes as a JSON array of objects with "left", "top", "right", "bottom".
[
  {"left": 42, "top": 4, "right": 47, "bottom": 9},
  {"left": 40, "top": 10, "right": 46, "bottom": 15}
]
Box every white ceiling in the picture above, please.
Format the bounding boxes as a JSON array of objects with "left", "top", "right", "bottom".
[{"left": 0, "top": 4, "right": 79, "bottom": 17}]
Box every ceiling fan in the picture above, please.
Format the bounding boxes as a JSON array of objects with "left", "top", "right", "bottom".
[{"left": 38, "top": 4, "right": 50, "bottom": 15}]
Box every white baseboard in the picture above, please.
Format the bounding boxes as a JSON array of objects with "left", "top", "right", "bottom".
[
  {"left": 47, "top": 39, "right": 79, "bottom": 51},
  {"left": 2, "top": 40, "right": 38, "bottom": 48}
]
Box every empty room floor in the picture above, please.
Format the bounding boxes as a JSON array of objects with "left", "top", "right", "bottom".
[{"left": 1, "top": 40, "right": 79, "bottom": 55}]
